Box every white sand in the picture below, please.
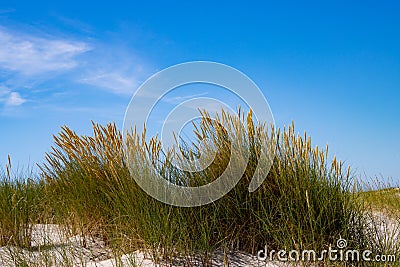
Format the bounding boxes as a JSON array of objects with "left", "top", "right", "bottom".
[
  {"left": 0, "top": 224, "right": 291, "bottom": 266},
  {"left": 2, "top": 214, "right": 398, "bottom": 266}
]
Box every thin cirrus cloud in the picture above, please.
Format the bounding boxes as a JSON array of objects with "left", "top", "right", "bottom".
[
  {"left": 5, "top": 92, "right": 26, "bottom": 106},
  {"left": 77, "top": 45, "right": 149, "bottom": 95},
  {"left": 0, "top": 27, "right": 90, "bottom": 75},
  {"left": 0, "top": 86, "right": 25, "bottom": 107},
  {"left": 79, "top": 70, "right": 140, "bottom": 95},
  {"left": 0, "top": 25, "right": 148, "bottom": 111},
  {"left": 0, "top": 26, "right": 90, "bottom": 110}
]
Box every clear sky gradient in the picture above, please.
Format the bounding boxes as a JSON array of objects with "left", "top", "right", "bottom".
[{"left": 0, "top": 1, "right": 399, "bottom": 182}]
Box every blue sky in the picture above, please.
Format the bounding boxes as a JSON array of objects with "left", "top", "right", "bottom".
[{"left": 0, "top": 1, "right": 399, "bottom": 182}]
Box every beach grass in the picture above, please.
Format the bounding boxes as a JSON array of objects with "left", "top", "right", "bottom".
[
  {"left": 0, "top": 108, "right": 399, "bottom": 266},
  {"left": 0, "top": 158, "right": 47, "bottom": 248}
]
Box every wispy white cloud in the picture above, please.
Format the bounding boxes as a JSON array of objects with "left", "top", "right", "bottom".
[
  {"left": 0, "top": 27, "right": 90, "bottom": 75},
  {"left": 0, "top": 26, "right": 91, "bottom": 112},
  {"left": 77, "top": 44, "right": 149, "bottom": 95},
  {"left": 0, "top": 86, "right": 26, "bottom": 107},
  {"left": 79, "top": 71, "right": 139, "bottom": 95},
  {"left": 5, "top": 92, "right": 26, "bottom": 106},
  {"left": 162, "top": 92, "right": 209, "bottom": 104},
  {"left": 0, "top": 24, "right": 151, "bottom": 118}
]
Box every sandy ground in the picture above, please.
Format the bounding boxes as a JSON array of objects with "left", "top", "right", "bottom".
[
  {"left": 0, "top": 212, "right": 398, "bottom": 266},
  {"left": 0, "top": 224, "right": 294, "bottom": 266}
]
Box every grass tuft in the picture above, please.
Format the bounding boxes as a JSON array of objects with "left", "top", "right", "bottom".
[{"left": 0, "top": 108, "right": 398, "bottom": 265}]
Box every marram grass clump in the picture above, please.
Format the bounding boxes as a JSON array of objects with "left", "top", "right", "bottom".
[
  {"left": 34, "top": 108, "right": 367, "bottom": 264},
  {"left": 0, "top": 156, "right": 46, "bottom": 248}
]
